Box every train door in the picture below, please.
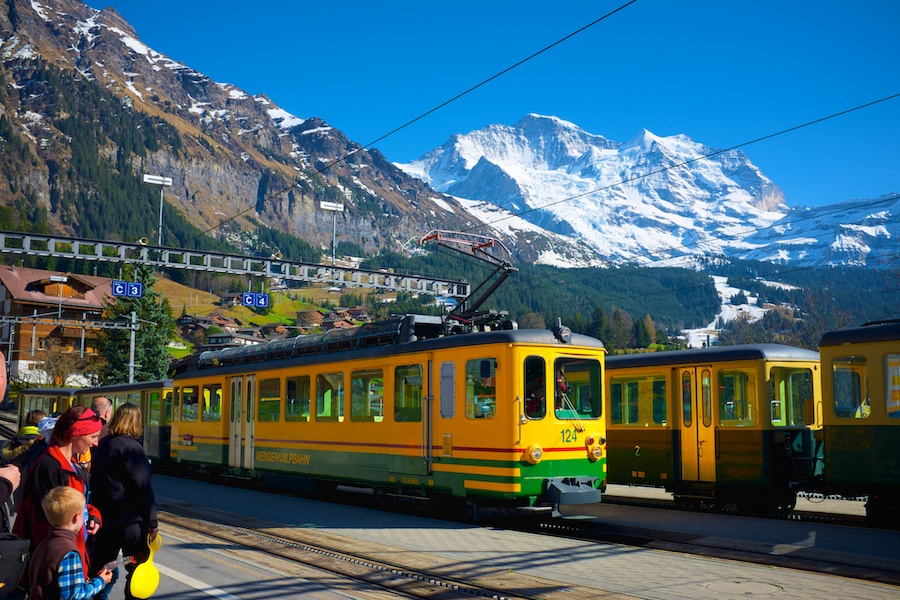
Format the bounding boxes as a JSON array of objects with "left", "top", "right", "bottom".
[
  {"left": 392, "top": 359, "right": 432, "bottom": 477},
  {"left": 228, "top": 375, "right": 257, "bottom": 469},
  {"left": 678, "top": 367, "right": 716, "bottom": 483},
  {"left": 423, "top": 359, "right": 434, "bottom": 476}
]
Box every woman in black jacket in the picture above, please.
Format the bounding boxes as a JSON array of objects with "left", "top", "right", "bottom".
[{"left": 88, "top": 403, "right": 158, "bottom": 600}]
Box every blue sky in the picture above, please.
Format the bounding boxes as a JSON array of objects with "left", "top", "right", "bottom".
[{"left": 86, "top": 1, "right": 899, "bottom": 207}]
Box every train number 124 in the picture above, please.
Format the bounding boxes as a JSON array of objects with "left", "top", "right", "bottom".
[{"left": 560, "top": 428, "right": 578, "bottom": 443}]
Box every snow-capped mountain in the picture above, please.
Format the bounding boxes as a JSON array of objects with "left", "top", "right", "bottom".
[{"left": 400, "top": 114, "right": 898, "bottom": 269}]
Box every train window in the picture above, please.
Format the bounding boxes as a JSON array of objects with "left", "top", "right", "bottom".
[
  {"left": 681, "top": 372, "right": 694, "bottom": 427},
  {"left": 286, "top": 376, "right": 311, "bottom": 422},
  {"left": 524, "top": 357, "right": 546, "bottom": 419},
  {"left": 465, "top": 359, "right": 495, "bottom": 420},
  {"left": 609, "top": 375, "right": 666, "bottom": 426},
  {"left": 258, "top": 378, "right": 281, "bottom": 422},
  {"left": 203, "top": 384, "right": 222, "bottom": 422},
  {"left": 833, "top": 356, "right": 869, "bottom": 419},
  {"left": 718, "top": 370, "right": 756, "bottom": 427},
  {"left": 770, "top": 367, "right": 814, "bottom": 426},
  {"left": 148, "top": 392, "right": 160, "bottom": 426},
  {"left": 554, "top": 357, "right": 601, "bottom": 420},
  {"left": 886, "top": 355, "right": 900, "bottom": 418},
  {"left": 395, "top": 365, "right": 423, "bottom": 422},
  {"left": 316, "top": 372, "right": 344, "bottom": 422},
  {"left": 440, "top": 362, "right": 456, "bottom": 419},
  {"left": 181, "top": 386, "right": 198, "bottom": 422},
  {"left": 701, "top": 370, "right": 712, "bottom": 427},
  {"left": 163, "top": 391, "right": 173, "bottom": 424},
  {"left": 351, "top": 368, "right": 384, "bottom": 422}
]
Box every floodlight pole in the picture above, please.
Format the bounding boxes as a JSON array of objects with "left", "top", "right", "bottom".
[
  {"left": 143, "top": 174, "right": 173, "bottom": 247},
  {"left": 319, "top": 201, "right": 344, "bottom": 267}
]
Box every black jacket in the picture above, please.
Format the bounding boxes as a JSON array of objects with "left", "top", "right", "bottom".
[{"left": 90, "top": 434, "right": 157, "bottom": 529}]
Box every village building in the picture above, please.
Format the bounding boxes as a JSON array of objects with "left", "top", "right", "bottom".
[{"left": 0, "top": 265, "right": 112, "bottom": 385}]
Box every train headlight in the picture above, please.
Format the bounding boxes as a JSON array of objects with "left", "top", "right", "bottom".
[
  {"left": 523, "top": 444, "right": 543, "bottom": 465},
  {"left": 588, "top": 445, "right": 603, "bottom": 462}
]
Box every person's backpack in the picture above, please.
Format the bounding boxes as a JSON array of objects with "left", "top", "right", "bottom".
[{"left": 0, "top": 533, "right": 28, "bottom": 595}]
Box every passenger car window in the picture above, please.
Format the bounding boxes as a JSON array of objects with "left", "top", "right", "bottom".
[
  {"left": 718, "top": 370, "right": 756, "bottom": 427},
  {"left": 181, "top": 386, "right": 197, "bottom": 422},
  {"left": 316, "top": 372, "right": 344, "bottom": 422},
  {"left": 351, "top": 368, "right": 384, "bottom": 422},
  {"left": 886, "top": 354, "right": 900, "bottom": 418},
  {"left": 202, "top": 384, "right": 222, "bottom": 422},
  {"left": 258, "top": 378, "right": 281, "bottom": 422},
  {"left": 395, "top": 364, "right": 423, "bottom": 422},
  {"left": 286, "top": 376, "right": 311, "bottom": 422},
  {"left": 466, "top": 359, "right": 496, "bottom": 419},
  {"left": 833, "top": 356, "right": 869, "bottom": 418},
  {"left": 770, "top": 367, "right": 814, "bottom": 426},
  {"left": 610, "top": 375, "right": 666, "bottom": 426}
]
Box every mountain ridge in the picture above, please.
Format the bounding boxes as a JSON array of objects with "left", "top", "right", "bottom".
[
  {"left": 0, "top": 0, "right": 895, "bottom": 274},
  {"left": 400, "top": 114, "right": 897, "bottom": 269}
]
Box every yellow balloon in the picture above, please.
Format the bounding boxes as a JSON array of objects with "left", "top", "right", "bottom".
[{"left": 130, "top": 533, "right": 162, "bottom": 599}]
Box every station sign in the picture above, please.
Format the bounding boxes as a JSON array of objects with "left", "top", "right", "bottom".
[
  {"left": 241, "top": 292, "right": 270, "bottom": 308},
  {"left": 112, "top": 280, "right": 143, "bottom": 298}
]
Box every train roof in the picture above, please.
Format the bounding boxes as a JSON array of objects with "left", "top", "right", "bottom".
[
  {"left": 606, "top": 344, "right": 820, "bottom": 370},
  {"left": 819, "top": 319, "right": 900, "bottom": 347},
  {"left": 76, "top": 379, "right": 174, "bottom": 395},
  {"left": 18, "top": 387, "right": 80, "bottom": 396},
  {"left": 178, "top": 314, "right": 604, "bottom": 377}
]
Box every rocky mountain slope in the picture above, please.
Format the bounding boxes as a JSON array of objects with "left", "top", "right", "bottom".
[
  {"left": 0, "top": 0, "right": 512, "bottom": 259},
  {"left": 1, "top": 0, "right": 895, "bottom": 272}
]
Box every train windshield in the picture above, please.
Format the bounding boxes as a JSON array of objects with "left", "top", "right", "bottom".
[{"left": 554, "top": 357, "right": 602, "bottom": 419}]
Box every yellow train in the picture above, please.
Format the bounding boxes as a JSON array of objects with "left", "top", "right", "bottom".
[
  {"left": 819, "top": 319, "right": 900, "bottom": 523},
  {"left": 605, "top": 344, "right": 822, "bottom": 514},
  {"left": 161, "top": 315, "right": 606, "bottom": 513},
  {"left": 17, "top": 381, "right": 174, "bottom": 462}
]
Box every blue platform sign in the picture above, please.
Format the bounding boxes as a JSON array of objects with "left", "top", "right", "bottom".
[
  {"left": 241, "top": 292, "right": 269, "bottom": 308},
  {"left": 112, "top": 280, "right": 143, "bottom": 298}
]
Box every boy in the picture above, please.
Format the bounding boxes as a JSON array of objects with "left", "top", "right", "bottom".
[{"left": 28, "top": 486, "right": 112, "bottom": 600}]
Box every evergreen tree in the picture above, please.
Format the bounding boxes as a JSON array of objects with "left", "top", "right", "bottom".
[
  {"left": 633, "top": 317, "right": 652, "bottom": 348},
  {"left": 98, "top": 264, "right": 176, "bottom": 383},
  {"left": 608, "top": 309, "right": 632, "bottom": 351}
]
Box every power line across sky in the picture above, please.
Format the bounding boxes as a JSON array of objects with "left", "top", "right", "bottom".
[{"left": 89, "top": 0, "right": 900, "bottom": 208}]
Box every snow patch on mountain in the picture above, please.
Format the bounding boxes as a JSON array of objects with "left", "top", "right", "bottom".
[{"left": 399, "top": 114, "right": 899, "bottom": 270}]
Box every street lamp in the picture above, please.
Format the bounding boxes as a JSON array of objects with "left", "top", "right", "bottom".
[
  {"left": 143, "top": 174, "right": 173, "bottom": 247},
  {"left": 49, "top": 275, "right": 68, "bottom": 319},
  {"left": 319, "top": 201, "right": 344, "bottom": 267}
]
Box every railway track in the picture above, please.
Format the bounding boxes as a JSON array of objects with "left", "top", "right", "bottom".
[
  {"left": 594, "top": 484, "right": 870, "bottom": 526},
  {"left": 161, "top": 493, "right": 900, "bottom": 593},
  {"left": 158, "top": 499, "right": 593, "bottom": 600}
]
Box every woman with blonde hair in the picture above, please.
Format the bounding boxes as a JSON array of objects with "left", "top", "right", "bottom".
[{"left": 88, "top": 403, "right": 157, "bottom": 600}]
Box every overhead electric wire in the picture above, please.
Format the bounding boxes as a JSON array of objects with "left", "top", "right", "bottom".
[
  {"left": 174, "top": 2, "right": 897, "bottom": 327},
  {"left": 469, "top": 92, "right": 900, "bottom": 232},
  {"left": 189, "top": 0, "right": 640, "bottom": 243}
]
